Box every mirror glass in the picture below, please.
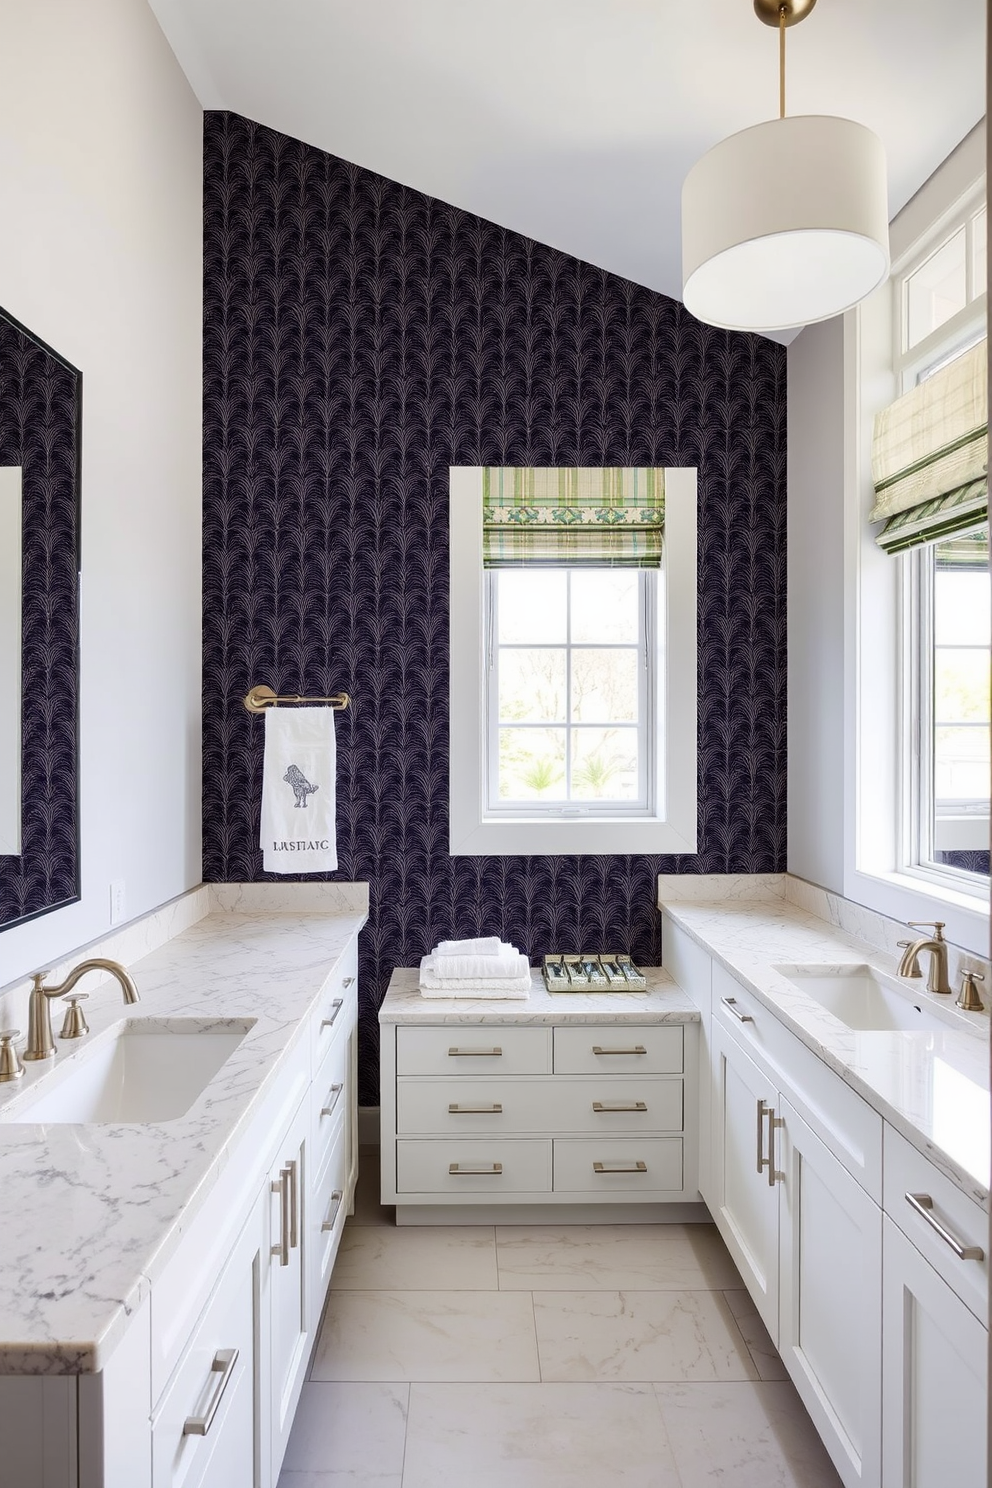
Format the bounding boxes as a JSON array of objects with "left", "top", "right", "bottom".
[{"left": 0, "top": 306, "right": 80, "bottom": 931}]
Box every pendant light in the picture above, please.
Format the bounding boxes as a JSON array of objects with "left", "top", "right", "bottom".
[{"left": 681, "top": 0, "right": 890, "bottom": 333}]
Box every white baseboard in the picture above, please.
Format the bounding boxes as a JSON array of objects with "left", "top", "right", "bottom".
[
  {"left": 358, "top": 1106, "right": 380, "bottom": 1147},
  {"left": 394, "top": 1201, "right": 711, "bottom": 1226}
]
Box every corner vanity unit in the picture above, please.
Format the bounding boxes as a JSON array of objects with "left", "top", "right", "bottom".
[
  {"left": 379, "top": 968, "right": 701, "bottom": 1222},
  {"left": 0, "top": 883, "right": 366, "bottom": 1488},
  {"left": 660, "top": 886, "right": 990, "bottom": 1488}
]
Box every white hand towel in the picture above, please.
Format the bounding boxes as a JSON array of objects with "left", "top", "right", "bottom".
[
  {"left": 432, "top": 950, "right": 528, "bottom": 982},
  {"left": 260, "top": 706, "right": 338, "bottom": 874},
  {"left": 419, "top": 956, "right": 532, "bottom": 998},
  {"left": 436, "top": 937, "right": 504, "bottom": 958}
]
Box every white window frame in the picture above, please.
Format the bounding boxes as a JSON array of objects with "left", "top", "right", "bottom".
[{"left": 449, "top": 465, "right": 697, "bottom": 856}]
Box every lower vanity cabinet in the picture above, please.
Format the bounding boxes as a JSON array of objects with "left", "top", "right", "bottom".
[{"left": 263, "top": 1094, "right": 312, "bottom": 1484}]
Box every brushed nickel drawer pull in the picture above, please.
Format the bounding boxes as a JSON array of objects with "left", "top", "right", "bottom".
[
  {"left": 756, "top": 1098, "right": 768, "bottom": 1175},
  {"left": 182, "top": 1348, "right": 239, "bottom": 1436},
  {"left": 448, "top": 1046, "right": 503, "bottom": 1057},
  {"left": 592, "top": 1045, "right": 647, "bottom": 1055},
  {"left": 722, "top": 996, "right": 754, "bottom": 1023},
  {"left": 593, "top": 1160, "right": 647, "bottom": 1174},
  {"left": 271, "top": 1167, "right": 290, "bottom": 1267},
  {"left": 321, "top": 999, "right": 344, "bottom": 1030},
  {"left": 288, "top": 1158, "right": 299, "bottom": 1249},
  {"left": 342, "top": 976, "right": 355, "bottom": 988},
  {"left": 321, "top": 1189, "right": 344, "bottom": 1232},
  {"left": 905, "top": 1192, "right": 985, "bottom": 1261},
  {"left": 321, "top": 1083, "right": 344, "bottom": 1118},
  {"left": 449, "top": 1162, "right": 503, "bottom": 1175},
  {"left": 448, "top": 1103, "right": 503, "bottom": 1114},
  {"left": 593, "top": 1101, "right": 647, "bottom": 1113}
]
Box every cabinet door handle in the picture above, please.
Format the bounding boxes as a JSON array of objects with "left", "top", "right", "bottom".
[
  {"left": 182, "top": 1348, "right": 239, "bottom": 1437},
  {"left": 905, "top": 1192, "right": 985, "bottom": 1261},
  {"left": 321, "top": 999, "right": 344, "bottom": 1030},
  {"left": 591, "top": 1045, "right": 647, "bottom": 1055},
  {"left": 593, "top": 1160, "right": 647, "bottom": 1174},
  {"left": 271, "top": 1167, "right": 291, "bottom": 1267},
  {"left": 756, "top": 1098, "right": 768, "bottom": 1175},
  {"left": 321, "top": 1083, "right": 344, "bottom": 1118},
  {"left": 321, "top": 1189, "right": 344, "bottom": 1232},
  {"left": 448, "top": 1103, "right": 503, "bottom": 1114},
  {"left": 593, "top": 1101, "right": 647, "bottom": 1113},
  {"left": 722, "top": 996, "right": 754, "bottom": 1023},
  {"left": 756, "top": 1101, "right": 785, "bottom": 1186},
  {"left": 448, "top": 1046, "right": 503, "bottom": 1057},
  {"left": 288, "top": 1158, "right": 299, "bottom": 1250},
  {"left": 449, "top": 1162, "right": 503, "bottom": 1175}
]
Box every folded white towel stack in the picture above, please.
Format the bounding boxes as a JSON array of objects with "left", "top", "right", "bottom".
[
  {"left": 260, "top": 705, "right": 338, "bottom": 875},
  {"left": 419, "top": 938, "right": 532, "bottom": 1000}
]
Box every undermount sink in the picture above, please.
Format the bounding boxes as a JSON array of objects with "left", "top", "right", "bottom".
[
  {"left": 773, "top": 964, "right": 950, "bottom": 1033},
  {"left": 3, "top": 1017, "right": 254, "bottom": 1124}
]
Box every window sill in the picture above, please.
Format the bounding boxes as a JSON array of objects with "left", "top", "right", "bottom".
[
  {"left": 845, "top": 865, "right": 990, "bottom": 956},
  {"left": 449, "top": 815, "right": 697, "bottom": 858}
]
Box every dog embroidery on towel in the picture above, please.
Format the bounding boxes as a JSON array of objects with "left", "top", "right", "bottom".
[{"left": 283, "top": 763, "right": 319, "bottom": 808}]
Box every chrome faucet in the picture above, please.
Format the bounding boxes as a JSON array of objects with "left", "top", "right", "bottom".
[
  {"left": 896, "top": 922, "right": 953, "bottom": 996},
  {"left": 23, "top": 958, "right": 140, "bottom": 1062}
]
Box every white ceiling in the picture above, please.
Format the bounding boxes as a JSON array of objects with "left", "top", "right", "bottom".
[{"left": 150, "top": 0, "right": 985, "bottom": 341}]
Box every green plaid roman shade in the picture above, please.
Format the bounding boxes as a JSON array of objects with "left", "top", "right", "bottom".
[
  {"left": 482, "top": 467, "right": 665, "bottom": 569},
  {"left": 870, "top": 339, "right": 988, "bottom": 555}
]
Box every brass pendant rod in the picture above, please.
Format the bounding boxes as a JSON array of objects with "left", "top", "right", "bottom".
[{"left": 779, "top": 5, "right": 786, "bottom": 118}]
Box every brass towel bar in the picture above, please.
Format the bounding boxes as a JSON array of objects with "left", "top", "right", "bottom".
[{"left": 243, "top": 684, "right": 350, "bottom": 714}]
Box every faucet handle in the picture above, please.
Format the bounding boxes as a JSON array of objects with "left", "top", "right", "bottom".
[
  {"left": 0, "top": 1030, "right": 24, "bottom": 1082},
  {"left": 908, "top": 921, "right": 946, "bottom": 941},
  {"left": 956, "top": 971, "right": 986, "bottom": 1012},
  {"left": 60, "top": 995, "right": 90, "bottom": 1040}
]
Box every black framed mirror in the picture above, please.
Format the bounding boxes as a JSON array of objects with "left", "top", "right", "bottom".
[{"left": 0, "top": 306, "right": 81, "bottom": 931}]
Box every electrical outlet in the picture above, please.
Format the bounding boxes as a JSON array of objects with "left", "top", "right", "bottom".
[{"left": 110, "top": 879, "right": 127, "bottom": 926}]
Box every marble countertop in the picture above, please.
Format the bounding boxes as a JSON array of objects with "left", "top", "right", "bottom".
[
  {"left": 380, "top": 965, "right": 698, "bottom": 1022},
  {"left": 0, "top": 885, "right": 367, "bottom": 1376},
  {"left": 658, "top": 893, "right": 990, "bottom": 1207}
]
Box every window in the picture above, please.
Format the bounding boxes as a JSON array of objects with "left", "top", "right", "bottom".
[
  {"left": 448, "top": 466, "right": 698, "bottom": 857},
  {"left": 485, "top": 567, "right": 657, "bottom": 816}
]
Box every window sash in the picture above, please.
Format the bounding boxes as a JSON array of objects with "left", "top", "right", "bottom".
[{"left": 483, "top": 569, "right": 657, "bottom": 817}]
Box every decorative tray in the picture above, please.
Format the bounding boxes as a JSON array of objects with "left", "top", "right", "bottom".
[{"left": 542, "top": 954, "right": 647, "bottom": 993}]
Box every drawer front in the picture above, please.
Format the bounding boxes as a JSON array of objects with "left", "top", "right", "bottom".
[
  {"left": 553, "top": 1025, "right": 683, "bottom": 1075},
  {"left": 883, "top": 1124, "right": 988, "bottom": 1323},
  {"left": 310, "top": 1122, "right": 349, "bottom": 1316},
  {"left": 553, "top": 1136, "right": 684, "bottom": 1194},
  {"left": 396, "top": 1024, "right": 552, "bottom": 1076},
  {"left": 311, "top": 1026, "right": 349, "bottom": 1178},
  {"left": 151, "top": 1202, "right": 257, "bottom": 1488},
  {"left": 312, "top": 941, "right": 358, "bottom": 1063},
  {"left": 396, "top": 1076, "right": 683, "bottom": 1135},
  {"left": 396, "top": 1138, "right": 552, "bottom": 1194},
  {"left": 712, "top": 962, "right": 883, "bottom": 1201}
]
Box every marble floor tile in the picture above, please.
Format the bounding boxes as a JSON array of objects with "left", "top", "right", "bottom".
[
  {"left": 348, "top": 1150, "right": 394, "bottom": 1228},
  {"left": 278, "top": 1475, "right": 401, "bottom": 1488},
  {"left": 281, "top": 1382, "right": 408, "bottom": 1475},
  {"left": 723, "top": 1289, "right": 789, "bottom": 1381},
  {"left": 331, "top": 1225, "right": 498, "bottom": 1290},
  {"left": 496, "top": 1223, "right": 742, "bottom": 1291},
  {"left": 310, "top": 1289, "right": 541, "bottom": 1382},
  {"left": 655, "top": 1381, "right": 843, "bottom": 1488},
  {"left": 402, "top": 1382, "right": 681, "bottom": 1488},
  {"left": 534, "top": 1289, "right": 758, "bottom": 1383}
]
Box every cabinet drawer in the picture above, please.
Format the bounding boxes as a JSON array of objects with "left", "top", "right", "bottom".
[
  {"left": 396, "top": 1138, "right": 552, "bottom": 1194},
  {"left": 396, "top": 1076, "right": 683, "bottom": 1135},
  {"left": 311, "top": 1025, "right": 349, "bottom": 1178},
  {"left": 553, "top": 1137, "right": 684, "bottom": 1194},
  {"left": 396, "top": 1025, "right": 551, "bottom": 1076},
  {"left": 310, "top": 1122, "right": 349, "bottom": 1315},
  {"left": 151, "top": 1203, "right": 257, "bottom": 1488},
  {"left": 554, "top": 1025, "right": 683, "bottom": 1075},
  {"left": 883, "top": 1125, "right": 988, "bottom": 1324},
  {"left": 312, "top": 941, "right": 358, "bottom": 1063}
]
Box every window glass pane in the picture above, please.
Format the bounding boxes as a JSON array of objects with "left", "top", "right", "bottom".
[
  {"left": 935, "top": 725, "right": 991, "bottom": 804},
  {"left": 498, "top": 649, "right": 566, "bottom": 723},
  {"left": 906, "top": 227, "right": 967, "bottom": 349},
  {"left": 934, "top": 650, "right": 991, "bottom": 724},
  {"left": 571, "top": 727, "right": 639, "bottom": 800},
  {"left": 571, "top": 571, "right": 639, "bottom": 643},
  {"left": 497, "top": 570, "right": 566, "bottom": 644},
  {"left": 498, "top": 728, "right": 566, "bottom": 799},
  {"left": 934, "top": 569, "right": 990, "bottom": 646},
  {"left": 973, "top": 206, "right": 987, "bottom": 297},
  {"left": 571, "top": 649, "right": 638, "bottom": 723}
]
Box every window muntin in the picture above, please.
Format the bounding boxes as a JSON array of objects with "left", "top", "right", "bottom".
[
  {"left": 896, "top": 195, "right": 986, "bottom": 375},
  {"left": 485, "top": 567, "right": 656, "bottom": 816}
]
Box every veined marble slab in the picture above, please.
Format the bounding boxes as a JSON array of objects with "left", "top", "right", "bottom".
[
  {"left": 381, "top": 967, "right": 698, "bottom": 1024},
  {"left": 0, "top": 886, "right": 368, "bottom": 1375},
  {"left": 658, "top": 892, "right": 990, "bottom": 1207}
]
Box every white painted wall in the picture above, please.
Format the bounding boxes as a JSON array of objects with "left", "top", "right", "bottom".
[
  {"left": 0, "top": 0, "right": 203, "bottom": 987},
  {"left": 787, "top": 316, "right": 846, "bottom": 893}
]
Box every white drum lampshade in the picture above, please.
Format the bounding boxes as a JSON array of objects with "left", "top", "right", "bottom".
[{"left": 682, "top": 114, "right": 890, "bottom": 332}]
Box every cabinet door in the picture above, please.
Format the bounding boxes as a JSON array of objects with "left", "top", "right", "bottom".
[
  {"left": 882, "top": 1216, "right": 987, "bottom": 1488},
  {"left": 779, "top": 1099, "right": 882, "bottom": 1488},
  {"left": 710, "top": 1020, "right": 779, "bottom": 1342},
  {"left": 264, "top": 1096, "right": 311, "bottom": 1485}
]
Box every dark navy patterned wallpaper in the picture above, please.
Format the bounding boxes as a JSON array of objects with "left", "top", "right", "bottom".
[{"left": 202, "top": 112, "right": 787, "bottom": 1102}]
